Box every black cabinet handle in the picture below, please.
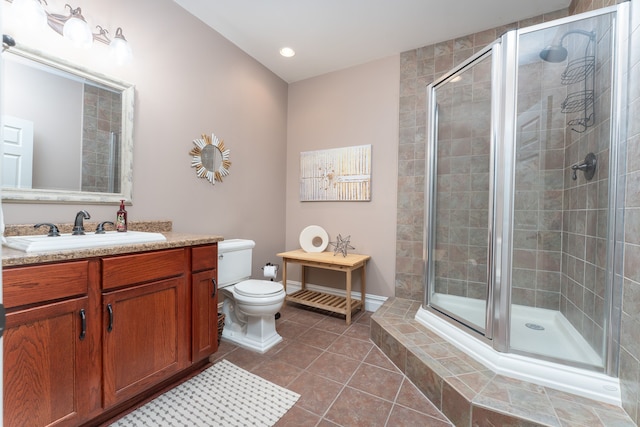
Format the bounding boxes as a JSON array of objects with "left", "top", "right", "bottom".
[
  {"left": 0, "top": 304, "right": 5, "bottom": 339},
  {"left": 107, "top": 304, "right": 113, "bottom": 332},
  {"left": 79, "top": 309, "right": 86, "bottom": 341},
  {"left": 211, "top": 278, "right": 217, "bottom": 299}
]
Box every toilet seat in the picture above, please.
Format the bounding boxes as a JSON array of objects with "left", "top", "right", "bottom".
[{"left": 234, "top": 279, "right": 284, "bottom": 298}]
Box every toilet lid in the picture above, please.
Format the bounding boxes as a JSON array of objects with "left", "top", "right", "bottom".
[{"left": 234, "top": 279, "right": 284, "bottom": 297}]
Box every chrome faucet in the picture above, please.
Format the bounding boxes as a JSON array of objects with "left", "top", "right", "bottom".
[{"left": 72, "top": 210, "right": 91, "bottom": 235}]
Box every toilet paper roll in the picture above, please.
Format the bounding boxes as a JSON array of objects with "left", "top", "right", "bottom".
[
  {"left": 299, "top": 225, "right": 329, "bottom": 253},
  {"left": 263, "top": 265, "right": 277, "bottom": 279}
]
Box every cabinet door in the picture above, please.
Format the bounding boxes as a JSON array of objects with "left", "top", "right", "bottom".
[
  {"left": 102, "top": 277, "right": 188, "bottom": 407},
  {"left": 4, "top": 297, "right": 90, "bottom": 427},
  {"left": 192, "top": 269, "right": 218, "bottom": 362}
]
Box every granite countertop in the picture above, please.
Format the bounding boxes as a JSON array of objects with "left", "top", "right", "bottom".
[{"left": 2, "top": 220, "right": 223, "bottom": 267}]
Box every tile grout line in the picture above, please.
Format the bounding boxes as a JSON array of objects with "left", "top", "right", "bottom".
[{"left": 315, "top": 342, "right": 377, "bottom": 426}]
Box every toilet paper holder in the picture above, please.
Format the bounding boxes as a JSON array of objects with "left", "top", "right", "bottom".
[{"left": 262, "top": 262, "right": 279, "bottom": 280}]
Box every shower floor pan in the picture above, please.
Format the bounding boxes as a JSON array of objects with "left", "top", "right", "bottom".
[{"left": 430, "top": 293, "right": 602, "bottom": 366}]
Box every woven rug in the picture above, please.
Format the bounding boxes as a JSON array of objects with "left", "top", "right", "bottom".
[{"left": 111, "top": 359, "right": 300, "bottom": 427}]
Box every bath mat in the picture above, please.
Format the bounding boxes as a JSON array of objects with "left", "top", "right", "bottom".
[{"left": 110, "top": 359, "right": 300, "bottom": 426}]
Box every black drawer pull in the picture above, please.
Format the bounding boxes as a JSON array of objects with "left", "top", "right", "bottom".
[
  {"left": 107, "top": 304, "right": 113, "bottom": 332},
  {"left": 211, "top": 278, "right": 217, "bottom": 299},
  {"left": 79, "top": 309, "right": 86, "bottom": 341}
]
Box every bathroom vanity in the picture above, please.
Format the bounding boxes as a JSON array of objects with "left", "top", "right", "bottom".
[{"left": 2, "top": 229, "right": 222, "bottom": 427}]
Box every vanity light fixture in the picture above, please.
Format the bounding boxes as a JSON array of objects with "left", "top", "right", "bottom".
[
  {"left": 279, "top": 47, "right": 295, "bottom": 58},
  {"left": 5, "top": 0, "right": 132, "bottom": 62}
]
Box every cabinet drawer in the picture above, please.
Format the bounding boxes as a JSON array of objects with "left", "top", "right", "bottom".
[
  {"left": 102, "top": 249, "right": 185, "bottom": 290},
  {"left": 3, "top": 261, "right": 89, "bottom": 309},
  {"left": 192, "top": 244, "right": 217, "bottom": 272}
]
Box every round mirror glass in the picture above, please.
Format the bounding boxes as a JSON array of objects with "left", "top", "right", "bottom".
[
  {"left": 189, "top": 133, "right": 231, "bottom": 185},
  {"left": 201, "top": 144, "right": 222, "bottom": 172}
]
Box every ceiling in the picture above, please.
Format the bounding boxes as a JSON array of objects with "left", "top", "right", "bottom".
[{"left": 173, "top": 0, "right": 571, "bottom": 83}]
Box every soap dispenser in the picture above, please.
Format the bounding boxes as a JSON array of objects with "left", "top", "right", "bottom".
[{"left": 116, "top": 200, "right": 128, "bottom": 232}]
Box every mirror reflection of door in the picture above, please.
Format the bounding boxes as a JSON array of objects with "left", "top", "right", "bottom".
[{"left": 2, "top": 115, "right": 34, "bottom": 188}]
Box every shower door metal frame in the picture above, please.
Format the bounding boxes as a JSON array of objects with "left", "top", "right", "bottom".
[
  {"left": 424, "top": 41, "right": 501, "bottom": 340},
  {"left": 425, "top": 3, "right": 628, "bottom": 375}
]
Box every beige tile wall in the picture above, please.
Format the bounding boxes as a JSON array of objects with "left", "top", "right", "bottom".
[
  {"left": 431, "top": 53, "right": 492, "bottom": 301},
  {"left": 81, "top": 85, "right": 122, "bottom": 193},
  {"left": 396, "top": 9, "right": 568, "bottom": 301}
]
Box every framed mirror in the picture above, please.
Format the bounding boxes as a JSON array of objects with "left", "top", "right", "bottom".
[
  {"left": 190, "top": 133, "right": 231, "bottom": 184},
  {"left": 1, "top": 44, "right": 134, "bottom": 204}
]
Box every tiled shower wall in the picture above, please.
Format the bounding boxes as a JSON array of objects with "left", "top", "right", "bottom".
[
  {"left": 559, "top": 14, "right": 615, "bottom": 359},
  {"left": 81, "top": 84, "right": 122, "bottom": 193},
  {"left": 431, "top": 54, "right": 492, "bottom": 301},
  {"left": 396, "top": 9, "right": 570, "bottom": 301},
  {"left": 511, "top": 52, "right": 567, "bottom": 311}
]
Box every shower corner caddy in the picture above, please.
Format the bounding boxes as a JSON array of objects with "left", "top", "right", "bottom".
[
  {"left": 277, "top": 249, "right": 370, "bottom": 325},
  {"left": 560, "top": 55, "right": 595, "bottom": 133}
]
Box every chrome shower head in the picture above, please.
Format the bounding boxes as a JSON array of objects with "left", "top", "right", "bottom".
[
  {"left": 539, "top": 29, "right": 595, "bottom": 63},
  {"left": 539, "top": 44, "right": 568, "bottom": 62}
]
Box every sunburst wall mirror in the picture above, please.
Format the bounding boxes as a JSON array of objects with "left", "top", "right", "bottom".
[{"left": 190, "top": 133, "right": 231, "bottom": 184}]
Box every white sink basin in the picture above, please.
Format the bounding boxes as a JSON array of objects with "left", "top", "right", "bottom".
[{"left": 3, "top": 231, "right": 167, "bottom": 253}]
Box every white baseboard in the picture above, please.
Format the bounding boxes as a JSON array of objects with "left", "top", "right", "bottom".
[{"left": 218, "top": 280, "right": 388, "bottom": 313}]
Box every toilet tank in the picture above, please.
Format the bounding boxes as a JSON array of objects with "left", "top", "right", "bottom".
[{"left": 217, "top": 239, "right": 255, "bottom": 288}]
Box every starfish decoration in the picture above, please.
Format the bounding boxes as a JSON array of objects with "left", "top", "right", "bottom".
[{"left": 329, "top": 234, "right": 355, "bottom": 257}]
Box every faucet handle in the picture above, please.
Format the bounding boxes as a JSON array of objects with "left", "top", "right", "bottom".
[
  {"left": 34, "top": 223, "right": 61, "bottom": 237},
  {"left": 95, "top": 221, "right": 115, "bottom": 234}
]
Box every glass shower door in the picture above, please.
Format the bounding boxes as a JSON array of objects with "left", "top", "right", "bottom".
[
  {"left": 425, "top": 45, "right": 497, "bottom": 335},
  {"left": 506, "top": 9, "right": 621, "bottom": 368}
]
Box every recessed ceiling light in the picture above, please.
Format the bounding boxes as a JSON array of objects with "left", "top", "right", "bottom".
[{"left": 279, "top": 47, "right": 295, "bottom": 58}]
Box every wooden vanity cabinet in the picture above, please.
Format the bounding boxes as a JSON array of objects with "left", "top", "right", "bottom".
[
  {"left": 3, "top": 242, "right": 220, "bottom": 426},
  {"left": 101, "top": 249, "right": 189, "bottom": 408},
  {"left": 191, "top": 244, "right": 219, "bottom": 362},
  {"left": 3, "top": 261, "right": 94, "bottom": 427}
]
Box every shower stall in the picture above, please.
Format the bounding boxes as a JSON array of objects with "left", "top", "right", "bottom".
[{"left": 419, "top": 3, "right": 628, "bottom": 403}]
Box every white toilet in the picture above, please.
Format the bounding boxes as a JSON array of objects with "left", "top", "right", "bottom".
[{"left": 218, "top": 239, "right": 286, "bottom": 353}]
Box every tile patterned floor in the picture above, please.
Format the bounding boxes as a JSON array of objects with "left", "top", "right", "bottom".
[{"left": 211, "top": 303, "right": 454, "bottom": 427}]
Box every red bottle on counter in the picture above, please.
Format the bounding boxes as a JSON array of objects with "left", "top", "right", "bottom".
[{"left": 116, "top": 199, "right": 128, "bottom": 232}]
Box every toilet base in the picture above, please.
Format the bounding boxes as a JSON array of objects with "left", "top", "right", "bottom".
[
  {"left": 221, "top": 312, "right": 283, "bottom": 353},
  {"left": 221, "top": 290, "right": 284, "bottom": 354},
  {"left": 222, "top": 327, "right": 283, "bottom": 354}
]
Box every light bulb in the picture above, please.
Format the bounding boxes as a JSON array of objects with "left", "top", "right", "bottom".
[
  {"left": 12, "top": 0, "right": 47, "bottom": 30},
  {"left": 109, "top": 28, "right": 132, "bottom": 66},
  {"left": 110, "top": 38, "right": 132, "bottom": 65},
  {"left": 279, "top": 47, "right": 295, "bottom": 58},
  {"left": 63, "top": 15, "right": 93, "bottom": 49}
]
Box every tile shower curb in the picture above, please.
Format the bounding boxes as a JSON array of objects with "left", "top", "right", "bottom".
[{"left": 370, "top": 297, "right": 635, "bottom": 427}]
